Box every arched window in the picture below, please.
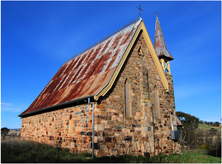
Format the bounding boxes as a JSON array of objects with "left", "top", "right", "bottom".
[
  {"left": 125, "top": 79, "right": 131, "bottom": 117},
  {"left": 51, "top": 117, "right": 54, "bottom": 134},
  {"left": 154, "top": 86, "right": 160, "bottom": 119},
  {"left": 142, "top": 66, "right": 149, "bottom": 99},
  {"left": 69, "top": 114, "right": 73, "bottom": 133}
]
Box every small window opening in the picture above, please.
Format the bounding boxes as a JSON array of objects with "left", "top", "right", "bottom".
[
  {"left": 51, "top": 117, "right": 54, "bottom": 134},
  {"left": 69, "top": 114, "right": 73, "bottom": 133},
  {"left": 154, "top": 86, "right": 160, "bottom": 119},
  {"left": 125, "top": 79, "right": 131, "bottom": 117},
  {"left": 138, "top": 46, "right": 143, "bottom": 54}
]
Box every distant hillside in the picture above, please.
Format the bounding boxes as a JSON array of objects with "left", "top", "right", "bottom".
[
  {"left": 1, "top": 128, "right": 21, "bottom": 138},
  {"left": 198, "top": 123, "right": 221, "bottom": 133}
]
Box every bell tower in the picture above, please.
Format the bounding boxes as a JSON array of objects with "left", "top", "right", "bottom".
[{"left": 154, "top": 15, "right": 174, "bottom": 74}]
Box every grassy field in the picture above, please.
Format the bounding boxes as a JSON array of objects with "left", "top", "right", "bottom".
[
  {"left": 1, "top": 138, "right": 221, "bottom": 163},
  {"left": 198, "top": 124, "right": 221, "bottom": 133}
]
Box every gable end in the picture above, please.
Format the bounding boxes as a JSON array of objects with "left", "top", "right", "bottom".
[{"left": 94, "top": 20, "right": 169, "bottom": 101}]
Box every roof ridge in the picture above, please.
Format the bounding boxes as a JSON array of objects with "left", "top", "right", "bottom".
[{"left": 64, "top": 17, "right": 142, "bottom": 63}]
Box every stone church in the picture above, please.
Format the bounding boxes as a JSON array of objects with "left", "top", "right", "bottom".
[{"left": 19, "top": 16, "right": 182, "bottom": 157}]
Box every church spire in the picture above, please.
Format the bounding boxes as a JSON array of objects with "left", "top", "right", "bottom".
[{"left": 154, "top": 16, "right": 173, "bottom": 74}]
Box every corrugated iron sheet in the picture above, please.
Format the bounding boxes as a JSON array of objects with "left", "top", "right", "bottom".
[
  {"left": 154, "top": 17, "right": 173, "bottom": 60},
  {"left": 176, "top": 116, "right": 183, "bottom": 126},
  {"left": 20, "top": 19, "right": 141, "bottom": 116}
]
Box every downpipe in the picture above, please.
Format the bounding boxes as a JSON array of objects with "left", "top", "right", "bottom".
[
  {"left": 170, "top": 111, "right": 174, "bottom": 153},
  {"left": 88, "top": 98, "right": 95, "bottom": 159}
]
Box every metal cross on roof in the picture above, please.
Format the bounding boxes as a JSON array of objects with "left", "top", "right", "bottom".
[
  {"left": 154, "top": 11, "right": 159, "bottom": 17},
  {"left": 137, "top": 5, "right": 143, "bottom": 17}
]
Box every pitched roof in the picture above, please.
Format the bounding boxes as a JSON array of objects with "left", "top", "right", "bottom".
[
  {"left": 154, "top": 17, "right": 174, "bottom": 60},
  {"left": 20, "top": 17, "right": 173, "bottom": 117},
  {"left": 20, "top": 18, "right": 142, "bottom": 116}
]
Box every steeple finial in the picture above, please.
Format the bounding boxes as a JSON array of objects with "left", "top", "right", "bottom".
[
  {"left": 154, "top": 11, "right": 159, "bottom": 18},
  {"left": 137, "top": 5, "right": 143, "bottom": 17}
]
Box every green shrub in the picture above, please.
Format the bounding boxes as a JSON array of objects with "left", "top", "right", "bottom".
[{"left": 198, "top": 143, "right": 212, "bottom": 151}]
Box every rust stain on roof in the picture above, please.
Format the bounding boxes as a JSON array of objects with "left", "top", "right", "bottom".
[
  {"left": 20, "top": 19, "right": 141, "bottom": 116},
  {"left": 176, "top": 116, "right": 183, "bottom": 126}
]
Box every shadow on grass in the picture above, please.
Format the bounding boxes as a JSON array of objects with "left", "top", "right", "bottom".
[
  {"left": 207, "top": 148, "right": 221, "bottom": 157},
  {"left": 2, "top": 139, "right": 221, "bottom": 163}
]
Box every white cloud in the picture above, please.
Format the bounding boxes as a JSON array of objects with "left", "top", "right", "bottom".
[
  {"left": 1, "top": 102, "right": 13, "bottom": 107},
  {"left": 1, "top": 102, "right": 21, "bottom": 112}
]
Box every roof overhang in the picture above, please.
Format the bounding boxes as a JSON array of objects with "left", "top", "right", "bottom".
[
  {"left": 158, "top": 54, "right": 174, "bottom": 61},
  {"left": 176, "top": 116, "right": 183, "bottom": 127},
  {"left": 19, "top": 95, "right": 94, "bottom": 118}
]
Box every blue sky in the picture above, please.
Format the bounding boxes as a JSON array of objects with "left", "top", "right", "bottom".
[{"left": 1, "top": 1, "right": 221, "bottom": 129}]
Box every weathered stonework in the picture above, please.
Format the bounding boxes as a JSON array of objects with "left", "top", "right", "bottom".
[
  {"left": 21, "top": 104, "right": 94, "bottom": 154},
  {"left": 92, "top": 32, "right": 180, "bottom": 156},
  {"left": 21, "top": 31, "right": 181, "bottom": 156}
]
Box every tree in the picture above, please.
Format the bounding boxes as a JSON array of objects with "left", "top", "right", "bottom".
[
  {"left": 176, "top": 111, "right": 199, "bottom": 130},
  {"left": 214, "top": 122, "right": 220, "bottom": 127},
  {"left": 176, "top": 112, "right": 199, "bottom": 148},
  {"left": 1, "top": 127, "right": 10, "bottom": 139},
  {"left": 209, "top": 128, "right": 217, "bottom": 136}
]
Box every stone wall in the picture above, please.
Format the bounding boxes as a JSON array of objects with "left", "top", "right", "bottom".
[
  {"left": 21, "top": 104, "right": 94, "bottom": 154},
  {"left": 93, "top": 32, "right": 180, "bottom": 156},
  {"left": 21, "top": 31, "right": 181, "bottom": 156}
]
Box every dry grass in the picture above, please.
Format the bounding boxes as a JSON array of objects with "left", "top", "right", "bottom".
[
  {"left": 1, "top": 138, "right": 221, "bottom": 163},
  {"left": 198, "top": 124, "right": 221, "bottom": 133}
]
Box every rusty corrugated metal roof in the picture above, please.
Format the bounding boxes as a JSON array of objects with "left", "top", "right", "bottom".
[
  {"left": 154, "top": 17, "right": 174, "bottom": 60},
  {"left": 20, "top": 18, "right": 141, "bottom": 116},
  {"left": 176, "top": 116, "right": 183, "bottom": 126}
]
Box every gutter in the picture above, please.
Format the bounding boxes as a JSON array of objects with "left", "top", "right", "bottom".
[{"left": 19, "top": 95, "right": 94, "bottom": 117}]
